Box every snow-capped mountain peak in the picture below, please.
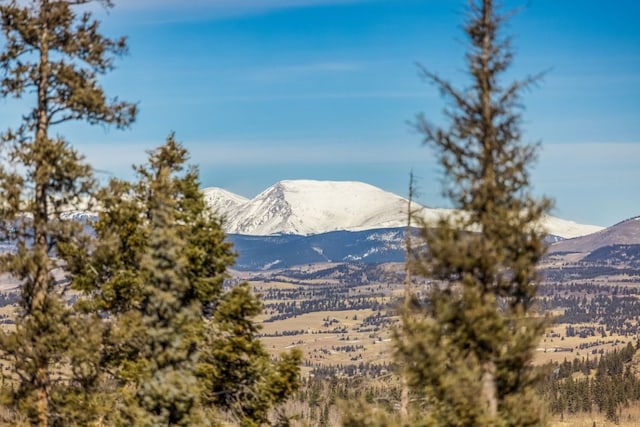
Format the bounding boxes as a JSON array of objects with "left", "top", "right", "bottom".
[
  {"left": 201, "top": 187, "right": 248, "bottom": 219},
  {"left": 203, "top": 179, "right": 603, "bottom": 239},
  {"left": 223, "top": 180, "right": 418, "bottom": 235},
  {"left": 539, "top": 214, "right": 603, "bottom": 240}
]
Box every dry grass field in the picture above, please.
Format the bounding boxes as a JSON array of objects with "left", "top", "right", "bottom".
[
  {"left": 549, "top": 404, "right": 640, "bottom": 426},
  {"left": 536, "top": 326, "right": 632, "bottom": 365},
  {"left": 246, "top": 261, "right": 640, "bottom": 424},
  {"left": 247, "top": 265, "right": 640, "bottom": 370},
  {"left": 1, "top": 263, "right": 638, "bottom": 372}
]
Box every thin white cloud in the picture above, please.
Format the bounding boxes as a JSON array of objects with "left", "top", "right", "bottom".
[
  {"left": 203, "top": 90, "right": 436, "bottom": 102},
  {"left": 266, "top": 61, "right": 364, "bottom": 73},
  {"left": 79, "top": 141, "right": 154, "bottom": 170}
]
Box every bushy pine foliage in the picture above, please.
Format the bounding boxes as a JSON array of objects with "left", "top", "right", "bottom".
[
  {"left": 400, "top": 1, "right": 550, "bottom": 425},
  {"left": 0, "top": 2, "right": 300, "bottom": 425},
  {"left": 199, "top": 282, "right": 302, "bottom": 426},
  {"left": 0, "top": 0, "right": 135, "bottom": 425},
  {"left": 348, "top": 1, "right": 550, "bottom": 426},
  {"left": 66, "top": 136, "right": 301, "bottom": 426}
]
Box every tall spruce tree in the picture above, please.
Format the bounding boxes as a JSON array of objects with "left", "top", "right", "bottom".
[
  {"left": 396, "top": 0, "right": 551, "bottom": 425},
  {"left": 67, "top": 135, "right": 301, "bottom": 426},
  {"left": 125, "top": 138, "right": 207, "bottom": 425},
  {"left": 0, "top": 0, "right": 135, "bottom": 425},
  {"left": 66, "top": 136, "right": 227, "bottom": 425}
]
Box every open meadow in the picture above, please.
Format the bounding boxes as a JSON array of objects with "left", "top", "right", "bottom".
[{"left": 241, "top": 262, "right": 640, "bottom": 371}]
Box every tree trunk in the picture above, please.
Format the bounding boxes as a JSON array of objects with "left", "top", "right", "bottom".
[
  {"left": 482, "top": 360, "right": 498, "bottom": 421},
  {"left": 399, "top": 172, "right": 415, "bottom": 425},
  {"left": 34, "top": 1, "right": 51, "bottom": 425},
  {"left": 399, "top": 375, "right": 409, "bottom": 424},
  {"left": 36, "top": 366, "right": 49, "bottom": 427}
]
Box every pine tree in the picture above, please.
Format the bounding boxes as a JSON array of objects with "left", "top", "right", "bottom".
[
  {"left": 126, "top": 139, "right": 206, "bottom": 425},
  {"left": 198, "top": 282, "right": 302, "bottom": 426},
  {"left": 0, "top": 0, "right": 135, "bottom": 425},
  {"left": 65, "top": 137, "right": 223, "bottom": 425},
  {"left": 396, "top": 0, "right": 550, "bottom": 425},
  {"left": 67, "top": 135, "right": 301, "bottom": 425}
]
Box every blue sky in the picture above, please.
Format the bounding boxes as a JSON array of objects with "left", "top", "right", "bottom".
[{"left": 7, "top": 0, "right": 640, "bottom": 226}]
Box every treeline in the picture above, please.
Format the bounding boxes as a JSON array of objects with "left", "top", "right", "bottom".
[
  {"left": 539, "top": 342, "right": 640, "bottom": 423},
  {"left": 538, "top": 283, "right": 640, "bottom": 297},
  {"left": 543, "top": 266, "right": 640, "bottom": 282},
  {"left": 582, "top": 244, "right": 640, "bottom": 265},
  {"left": 269, "top": 263, "right": 384, "bottom": 283},
  {"left": 257, "top": 283, "right": 385, "bottom": 303},
  {"left": 538, "top": 292, "right": 640, "bottom": 335},
  {"left": 264, "top": 298, "right": 386, "bottom": 322}
]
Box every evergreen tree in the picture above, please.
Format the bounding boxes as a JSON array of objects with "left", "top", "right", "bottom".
[
  {"left": 126, "top": 139, "right": 206, "bottom": 425},
  {"left": 0, "top": 0, "right": 135, "bottom": 425},
  {"left": 198, "top": 282, "right": 302, "bottom": 426},
  {"left": 68, "top": 136, "right": 301, "bottom": 425},
  {"left": 396, "top": 0, "right": 550, "bottom": 425},
  {"left": 66, "top": 137, "right": 226, "bottom": 425}
]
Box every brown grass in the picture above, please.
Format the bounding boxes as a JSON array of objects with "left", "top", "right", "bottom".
[{"left": 550, "top": 403, "right": 640, "bottom": 426}]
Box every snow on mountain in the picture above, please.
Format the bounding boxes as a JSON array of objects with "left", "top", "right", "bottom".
[
  {"left": 60, "top": 210, "right": 99, "bottom": 223},
  {"left": 539, "top": 215, "right": 604, "bottom": 240},
  {"left": 220, "top": 180, "right": 452, "bottom": 236},
  {"left": 202, "top": 187, "right": 249, "bottom": 220},
  {"left": 204, "top": 179, "right": 601, "bottom": 239}
]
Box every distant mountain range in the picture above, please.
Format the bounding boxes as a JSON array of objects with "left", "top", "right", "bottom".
[
  {"left": 228, "top": 228, "right": 407, "bottom": 271},
  {"left": 204, "top": 180, "right": 603, "bottom": 239},
  {"left": 5, "top": 180, "right": 629, "bottom": 272},
  {"left": 200, "top": 179, "right": 615, "bottom": 271},
  {"left": 226, "top": 218, "right": 640, "bottom": 271},
  {"left": 540, "top": 217, "right": 640, "bottom": 281},
  {"left": 548, "top": 216, "right": 640, "bottom": 256},
  {"left": 204, "top": 180, "right": 450, "bottom": 236}
]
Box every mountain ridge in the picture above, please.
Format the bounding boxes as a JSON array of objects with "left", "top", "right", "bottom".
[
  {"left": 203, "top": 179, "right": 604, "bottom": 239},
  {"left": 549, "top": 216, "right": 640, "bottom": 254}
]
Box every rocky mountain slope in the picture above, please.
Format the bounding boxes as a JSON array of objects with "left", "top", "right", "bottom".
[
  {"left": 212, "top": 180, "right": 452, "bottom": 236},
  {"left": 202, "top": 187, "right": 249, "bottom": 219}
]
